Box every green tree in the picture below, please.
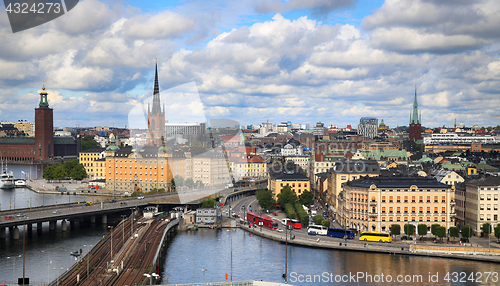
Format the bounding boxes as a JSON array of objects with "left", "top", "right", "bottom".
[
  {"left": 201, "top": 198, "right": 216, "bottom": 208},
  {"left": 170, "top": 178, "right": 176, "bottom": 190},
  {"left": 256, "top": 189, "right": 276, "bottom": 211},
  {"left": 449, "top": 226, "right": 460, "bottom": 241},
  {"left": 431, "top": 224, "right": 441, "bottom": 238},
  {"left": 461, "top": 225, "right": 473, "bottom": 240},
  {"left": 313, "top": 215, "right": 324, "bottom": 225},
  {"left": 69, "top": 163, "right": 87, "bottom": 180},
  {"left": 53, "top": 164, "right": 68, "bottom": 180},
  {"left": 43, "top": 165, "right": 55, "bottom": 180},
  {"left": 436, "top": 226, "right": 446, "bottom": 242},
  {"left": 390, "top": 224, "right": 400, "bottom": 236},
  {"left": 277, "top": 186, "right": 297, "bottom": 206},
  {"left": 298, "top": 190, "right": 314, "bottom": 207},
  {"left": 417, "top": 224, "right": 428, "bottom": 238},
  {"left": 404, "top": 224, "right": 415, "bottom": 236},
  {"left": 284, "top": 203, "right": 296, "bottom": 219},
  {"left": 481, "top": 223, "right": 492, "bottom": 237},
  {"left": 494, "top": 224, "right": 500, "bottom": 242},
  {"left": 321, "top": 219, "right": 330, "bottom": 227},
  {"left": 294, "top": 202, "right": 309, "bottom": 227},
  {"left": 81, "top": 135, "right": 99, "bottom": 151},
  {"left": 184, "top": 178, "right": 194, "bottom": 188},
  {"left": 173, "top": 175, "right": 184, "bottom": 186}
]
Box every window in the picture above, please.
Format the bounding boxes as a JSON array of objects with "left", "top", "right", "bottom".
[
  {"left": 434, "top": 207, "right": 438, "bottom": 214},
  {"left": 389, "top": 196, "right": 393, "bottom": 203},
  {"left": 480, "top": 194, "right": 484, "bottom": 200},
  {"left": 427, "top": 207, "right": 430, "bottom": 214},
  {"left": 480, "top": 204, "right": 484, "bottom": 210},
  {"left": 404, "top": 196, "right": 408, "bottom": 203},
  {"left": 412, "top": 207, "right": 415, "bottom": 214},
  {"left": 419, "top": 196, "right": 423, "bottom": 203},
  {"left": 341, "top": 176, "right": 346, "bottom": 180},
  {"left": 434, "top": 196, "right": 438, "bottom": 203},
  {"left": 419, "top": 207, "right": 423, "bottom": 213},
  {"left": 389, "top": 207, "right": 393, "bottom": 214},
  {"left": 412, "top": 196, "right": 416, "bottom": 203},
  {"left": 427, "top": 196, "right": 431, "bottom": 203},
  {"left": 480, "top": 214, "right": 484, "bottom": 221},
  {"left": 397, "top": 196, "right": 400, "bottom": 203},
  {"left": 487, "top": 194, "right": 491, "bottom": 200},
  {"left": 442, "top": 196, "right": 446, "bottom": 203},
  {"left": 404, "top": 207, "right": 408, "bottom": 214},
  {"left": 487, "top": 204, "right": 491, "bottom": 210},
  {"left": 382, "top": 196, "right": 386, "bottom": 203},
  {"left": 442, "top": 207, "right": 446, "bottom": 214},
  {"left": 382, "top": 207, "right": 386, "bottom": 213},
  {"left": 495, "top": 215, "right": 498, "bottom": 221},
  {"left": 495, "top": 194, "right": 498, "bottom": 200},
  {"left": 397, "top": 207, "right": 400, "bottom": 214}
]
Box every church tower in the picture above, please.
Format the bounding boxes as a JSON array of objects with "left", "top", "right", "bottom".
[
  {"left": 147, "top": 62, "right": 165, "bottom": 146},
  {"left": 409, "top": 85, "right": 422, "bottom": 141},
  {"left": 34, "top": 84, "right": 54, "bottom": 160}
]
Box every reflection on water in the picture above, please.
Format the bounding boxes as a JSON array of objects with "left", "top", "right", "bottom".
[{"left": 162, "top": 229, "right": 499, "bottom": 285}]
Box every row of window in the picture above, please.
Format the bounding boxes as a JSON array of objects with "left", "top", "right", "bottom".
[
  {"left": 480, "top": 194, "right": 499, "bottom": 200},
  {"left": 351, "top": 216, "right": 448, "bottom": 223},
  {"left": 381, "top": 195, "right": 448, "bottom": 203},
  {"left": 479, "top": 204, "right": 499, "bottom": 210},
  {"left": 112, "top": 171, "right": 164, "bottom": 176},
  {"left": 480, "top": 214, "right": 498, "bottom": 221},
  {"left": 109, "top": 177, "right": 164, "bottom": 182}
]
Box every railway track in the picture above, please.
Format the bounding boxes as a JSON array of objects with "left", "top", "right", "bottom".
[{"left": 53, "top": 214, "right": 174, "bottom": 286}]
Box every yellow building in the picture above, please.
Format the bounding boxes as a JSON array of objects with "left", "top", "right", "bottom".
[
  {"left": 78, "top": 148, "right": 105, "bottom": 179},
  {"left": 342, "top": 177, "right": 455, "bottom": 233},
  {"left": 268, "top": 169, "right": 310, "bottom": 197},
  {"left": 105, "top": 134, "right": 173, "bottom": 193},
  {"left": 327, "top": 159, "right": 380, "bottom": 212},
  {"left": 229, "top": 156, "right": 267, "bottom": 180},
  {"left": 191, "top": 149, "right": 231, "bottom": 187}
]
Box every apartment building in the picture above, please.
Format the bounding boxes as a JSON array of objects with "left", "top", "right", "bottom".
[
  {"left": 78, "top": 147, "right": 105, "bottom": 179},
  {"left": 342, "top": 177, "right": 455, "bottom": 233}
]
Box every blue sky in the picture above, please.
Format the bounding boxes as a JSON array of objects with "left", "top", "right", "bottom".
[{"left": 0, "top": 0, "right": 499, "bottom": 129}]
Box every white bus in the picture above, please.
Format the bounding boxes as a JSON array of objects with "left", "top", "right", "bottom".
[{"left": 307, "top": 225, "right": 328, "bottom": 236}]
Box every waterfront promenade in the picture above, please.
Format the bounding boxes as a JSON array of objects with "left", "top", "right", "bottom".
[{"left": 239, "top": 223, "right": 500, "bottom": 264}]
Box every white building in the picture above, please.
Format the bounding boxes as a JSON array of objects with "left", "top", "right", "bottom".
[
  {"left": 423, "top": 133, "right": 499, "bottom": 145},
  {"left": 165, "top": 122, "right": 206, "bottom": 137},
  {"left": 357, "top": 117, "right": 378, "bottom": 139}
]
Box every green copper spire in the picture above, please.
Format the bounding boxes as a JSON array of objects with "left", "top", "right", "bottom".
[
  {"left": 411, "top": 85, "right": 419, "bottom": 124},
  {"left": 39, "top": 85, "right": 49, "bottom": 108}
]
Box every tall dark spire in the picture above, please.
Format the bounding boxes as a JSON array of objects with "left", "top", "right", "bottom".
[
  {"left": 410, "top": 84, "right": 419, "bottom": 124},
  {"left": 151, "top": 61, "right": 162, "bottom": 114}
]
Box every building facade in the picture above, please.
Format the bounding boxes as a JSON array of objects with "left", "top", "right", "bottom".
[
  {"left": 342, "top": 177, "right": 455, "bottom": 233},
  {"left": 147, "top": 63, "right": 165, "bottom": 147},
  {"left": 357, "top": 117, "right": 378, "bottom": 139},
  {"left": 268, "top": 169, "right": 310, "bottom": 197}
]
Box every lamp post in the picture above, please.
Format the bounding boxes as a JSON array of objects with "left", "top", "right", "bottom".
[
  {"left": 84, "top": 244, "right": 93, "bottom": 278},
  {"left": 186, "top": 258, "right": 195, "bottom": 283},
  {"left": 108, "top": 226, "right": 114, "bottom": 263},
  {"left": 121, "top": 215, "right": 127, "bottom": 242},
  {"left": 202, "top": 269, "right": 208, "bottom": 283}
]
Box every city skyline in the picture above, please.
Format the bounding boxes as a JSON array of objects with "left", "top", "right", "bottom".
[{"left": 1, "top": 0, "right": 500, "bottom": 128}]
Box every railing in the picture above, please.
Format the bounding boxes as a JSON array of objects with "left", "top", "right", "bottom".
[{"left": 163, "top": 281, "right": 254, "bottom": 286}]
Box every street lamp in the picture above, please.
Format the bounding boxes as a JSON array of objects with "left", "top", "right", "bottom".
[
  {"left": 186, "top": 258, "right": 195, "bottom": 283},
  {"left": 202, "top": 269, "right": 208, "bottom": 283},
  {"left": 108, "top": 226, "right": 114, "bottom": 263},
  {"left": 53, "top": 267, "right": 64, "bottom": 286},
  {"left": 84, "top": 244, "right": 93, "bottom": 278}
]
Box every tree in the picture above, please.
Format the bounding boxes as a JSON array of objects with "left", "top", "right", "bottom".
[
  {"left": 277, "top": 186, "right": 297, "bottom": 206},
  {"left": 436, "top": 226, "right": 446, "bottom": 242},
  {"left": 201, "top": 198, "right": 216, "bottom": 208},
  {"left": 390, "top": 224, "right": 400, "bottom": 236},
  {"left": 404, "top": 224, "right": 415, "bottom": 236},
  {"left": 256, "top": 189, "right": 275, "bottom": 211},
  {"left": 321, "top": 219, "right": 330, "bottom": 227},
  {"left": 461, "top": 225, "right": 473, "bottom": 241},
  {"left": 184, "top": 178, "right": 194, "bottom": 188},
  {"left": 69, "top": 163, "right": 87, "bottom": 180},
  {"left": 313, "top": 215, "right": 324, "bottom": 225},
  {"left": 43, "top": 165, "right": 55, "bottom": 180},
  {"left": 481, "top": 223, "right": 492, "bottom": 237},
  {"left": 53, "top": 164, "right": 68, "bottom": 180},
  {"left": 431, "top": 224, "right": 441, "bottom": 238},
  {"left": 449, "top": 226, "right": 460, "bottom": 241},
  {"left": 417, "top": 224, "right": 428, "bottom": 238},
  {"left": 298, "top": 190, "right": 314, "bottom": 207},
  {"left": 494, "top": 224, "right": 500, "bottom": 242},
  {"left": 173, "top": 175, "right": 184, "bottom": 187},
  {"left": 284, "top": 203, "right": 296, "bottom": 219},
  {"left": 81, "top": 135, "right": 99, "bottom": 151},
  {"left": 170, "top": 178, "right": 176, "bottom": 190}
]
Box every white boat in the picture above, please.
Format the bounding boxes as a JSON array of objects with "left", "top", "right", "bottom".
[
  {"left": 15, "top": 180, "right": 27, "bottom": 187},
  {"left": 0, "top": 171, "right": 14, "bottom": 189},
  {"left": 0, "top": 160, "right": 14, "bottom": 189}
]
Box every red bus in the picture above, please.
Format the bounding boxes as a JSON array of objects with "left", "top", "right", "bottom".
[
  {"left": 287, "top": 219, "right": 301, "bottom": 229},
  {"left": 246, "top": 212, "right": 278, "bottom": 230}
]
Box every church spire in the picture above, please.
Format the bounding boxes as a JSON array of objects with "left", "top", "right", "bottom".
[
  {"left": 151, "top": 60, "right": 162, "bottom": 114},
  {"left": 411, "top": 84, "right": 419, "bottom": 124}
]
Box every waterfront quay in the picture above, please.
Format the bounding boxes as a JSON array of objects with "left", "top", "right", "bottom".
[
  {"left": 53, "top": 216, "right": 178, "bottom": 286},
  {"left": 239, "top": 223, "right": 500, "bottom": 264}
]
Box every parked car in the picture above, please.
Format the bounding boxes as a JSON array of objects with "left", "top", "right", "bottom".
[
  {"left": 84, "top": 203, "right": 91, "bottom": 206},
  {"left": 4, "top": 215, "right": 15, "bottom": 220},
  {"left": 137, "top": 196, "right": 145, "bottom": 200},
  {"left": 53, "top": 210, "right": 62, "bottom": 214},
  {"left": 16, "top": 213, "right": 26, "bottom": 217},
  {"left": 120, "top": 202, "right": 127, "bottom": 205},
  {"left": 109, "top": 199, "right": 117, "bottom": 203}
]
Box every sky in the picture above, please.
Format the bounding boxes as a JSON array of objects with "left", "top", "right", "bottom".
[{"left": 1, "top": 0, "right": 500, "bottom": 129}]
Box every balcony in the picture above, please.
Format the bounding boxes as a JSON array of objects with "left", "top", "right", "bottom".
[
  {"left": 369, "top": 201, "right": 377, "bottom": 206},
  {"left": 369, "top": 213, "right": 377, "bottom": 218}
]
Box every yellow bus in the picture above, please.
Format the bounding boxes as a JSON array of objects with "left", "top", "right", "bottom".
[{"left": 359, "top": 232, "right": 392, "bottom": 243}]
